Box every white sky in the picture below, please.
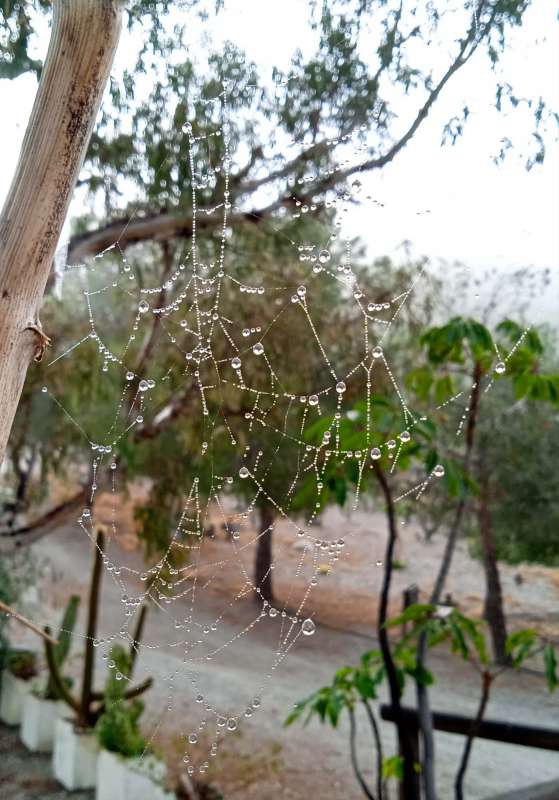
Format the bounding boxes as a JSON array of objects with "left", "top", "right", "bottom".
[{"left": 0, "top": 0, "right": 558, "bottom": 314}]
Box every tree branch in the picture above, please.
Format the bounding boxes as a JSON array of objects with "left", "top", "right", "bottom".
[
  {"left": 373, "top": 460, "right": 420, "bottom": 799},
  {"left": 0, "top": 488, "right": 88, "bottom": 552},
  {"left": 348, "top": 706, "right": 376, "bottom": 800},
  {"left": 0, "top": 601, "right": 58, "bottom": 647},
  {"left": 364, "top": 699, "right": 385, "bottom": 800},
  {"left": 454, "top": 671, "right": 493, "bottom": 800}
]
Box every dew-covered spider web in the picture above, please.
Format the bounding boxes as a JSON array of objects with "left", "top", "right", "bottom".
[{"left": 35, "top": 74, "right": 532, "bottom": 778}]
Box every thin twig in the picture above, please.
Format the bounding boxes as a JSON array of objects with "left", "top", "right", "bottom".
[
  {"left": 364, "top": 699, "right": 385, "bottom": 800},
  {"left": 0, "top": 599, "right": 58, "bottom": 646},
  {"left": 348, "top": 706, "right": 376, "bottom": 800},
  {"left": 454, "top": 671, "right": 493, "bottom": 800}
]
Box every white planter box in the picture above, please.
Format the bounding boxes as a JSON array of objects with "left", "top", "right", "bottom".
[
  {"left": 96, "top": 749, "right": 174, "bottom": 800},
  {"left": 20, "top": 693, "right": 63, "bottom": 752},
  {"left": 0, "top": 670, "right": 34, "bottom": 726},
  {"left": 53, "top": 716, "right": 99, "bottom": 790}
]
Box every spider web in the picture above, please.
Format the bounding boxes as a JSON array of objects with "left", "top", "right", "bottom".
[{"left": 36, "top": 78, "right": 522, "bottom": 779}]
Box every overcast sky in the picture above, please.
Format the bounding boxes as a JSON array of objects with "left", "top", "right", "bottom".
[{"left": 1, "top": 0, "right": 558, "bottom": 314}]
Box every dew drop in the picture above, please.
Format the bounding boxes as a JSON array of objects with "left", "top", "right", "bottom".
[
  {"left": 301, "top": 618, "right": 316, "bottom": 636},
  {"left": 335, "top": 381, "right": 346, "bottom": 394},
  {"left": 252, "top": 342, "right": 264, "bottom": 356},
  {"left": 239, "top": 467, "right": 249, "bottom": 479},
  {"left": 433, "top": 464, "right": 445, "bottom": 478},
  {"left": 372, "top": 345, "right": 383, "bottom": 359},
  {"left": 138, "top": 380, "right": 149, "bottom": 392},
  {"left": 138, "top": 300, "right": 149, "bottom": 313},
  {"left": 231, "top": 357, "right": 242, "bottom": 369},
  {"left": 495, "top": 361, "right": 506, "bottom": 375},
  {"left": 370, "top": 448, "right": 381, "bottom": 460}
]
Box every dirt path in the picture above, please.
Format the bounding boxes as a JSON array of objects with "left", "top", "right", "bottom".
[{"left": 7, "top": 502, "right": 559, "bottom": 800}]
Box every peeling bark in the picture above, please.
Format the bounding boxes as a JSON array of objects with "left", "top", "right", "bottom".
[{"left": 0, "top": 0, "right": 123, "bottom": 467}]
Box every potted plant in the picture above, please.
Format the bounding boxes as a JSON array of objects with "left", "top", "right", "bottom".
[
  {"left": 43, "top": 526, "right": 152, "bottom": 791},
  {"left": 95, "top": 644, "right": 171, "bottom": 800},
  {"left": 20, "top": 594, "right": 80, "bottom": 752},
  {"left": 0, "top": 648, "right": 38, "bottom": 725}
]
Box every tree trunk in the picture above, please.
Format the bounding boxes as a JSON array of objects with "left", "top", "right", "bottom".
[
  {"left": 417, "top": 362, "right": 482, "bottom": 800},
  {"left": 373, "top": 462, "right": 420, "bottom": 800},
  {"left": 477, "top": 470, "right": 509, "bottom": 665},
  {"left": 254, "top": 503, "right": 275, "bottom": 604},
  {"left": 0, "top": 0, "right": 123, "bottom": 468}
]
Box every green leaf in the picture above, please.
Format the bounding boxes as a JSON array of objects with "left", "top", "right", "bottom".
[
  {"left": 385, "top": 603, "right": 435, "bottom": 628},
  {"left": 449, "top": 618, "right": 469, "bottom": 660},
  {"left": 544, "top": 644, "right": 558, "bottom": 692},
  {"left": 466, "top": 320, "right": 493, "bottom": 359},
  {"left": 505, "top": 629, "right": 538, "bottom": 669},
  {"left": 406, "top": 366, "right": 433, "bottom": 401},
  {"left": 434, "top": 374, "right": 454, "bottom": 405},
  {"left": 382, "top": 755, "right": 404, "bottom": 781}
]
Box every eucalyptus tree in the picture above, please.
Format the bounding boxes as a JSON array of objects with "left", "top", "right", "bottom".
[
  {"left": 2, "top": 0, "right": 554, "bottom": 487},
  {"left": 0, "top": 0, "right": 122, "bottom": 467}
]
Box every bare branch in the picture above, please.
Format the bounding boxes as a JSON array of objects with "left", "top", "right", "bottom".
[{"left": 0, "top": 601, "right": 58, "bottom": 647}]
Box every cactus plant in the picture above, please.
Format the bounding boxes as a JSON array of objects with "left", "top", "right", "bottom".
[
  {"left": 43, "top": 594, "right": 80, "bottom": 700},
  {"left": 95, "top": 644, "right": 146, "bottom": 757},
  {"left": 43, "top": 526, "right": 152, "bottom": 728}
]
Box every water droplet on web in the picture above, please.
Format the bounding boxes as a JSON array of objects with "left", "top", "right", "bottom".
[
  {"left": 188, "top": 734, "right": 198, "bottom": 744},
  {"left": 138, "top": 300, "right": 149, "bottom": 313},
  {"left": 126, "top": 371, "right": 134, "bottom": 381},
  {"left": 387, "top": 439, "right": 396, "bottom": 449},
  {"left": 301, "top": 618, "right": 316, "bottom": 636},
  {"left": 252, "top": 342, "right": 264, "bottom": 355},
  {"left": 372, "top": 345, "right": 383, "bottom": 359},
  {"left": 400, "top": 430, "right": 411, "bottom": 442},
  {"left": 318, "top": 250, "right": 330, "bottom": 264},
  {"left": 239, "top": 467, "right": 249, "bottom": 479},
  {"left": 231, "top": 357, "right": 242, "bottom": 369},
  {"left": 226, "top": 718, "right": 237, "bottom": 731},
  {"left": 308, "top": 394, "right": 319, "bottom": 406},
  {"left": 433, "top": 464, "right": 445, "bottom": 477},
  {"left": 495, "top": 361, "right": 506, "bottom": 374},
  {"left": 335, "top": 381, "right": 346, "bottom": 394},
  {"left": 139, "top": 380, "right": 149, "bottom": 392},
  {"left": 370, "top": 448, "right": 381, "bottom": 460},
  {"left": 41, "top": 386, "right": 47, "bottom": 393}
]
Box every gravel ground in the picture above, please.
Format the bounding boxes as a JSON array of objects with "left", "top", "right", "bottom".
[
  {"left": 0, "top": 723, "right": 92, "bottom": 800},
  {"left": 3, "top": 500, "right": 559, "bottom": 800}
]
